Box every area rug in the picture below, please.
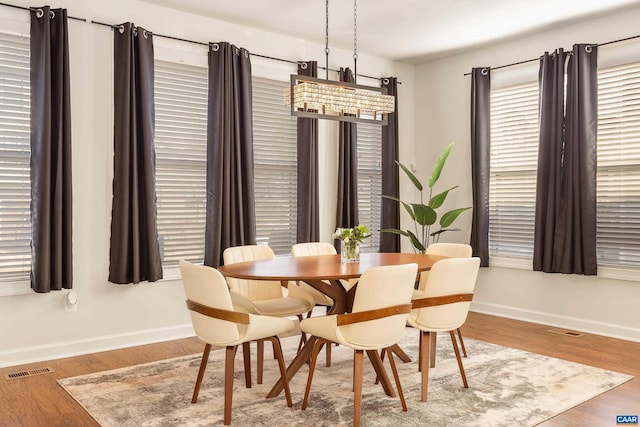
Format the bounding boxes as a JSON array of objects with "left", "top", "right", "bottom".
[{"left": 58, "top": 331, "right": 632, "bottom": 426}]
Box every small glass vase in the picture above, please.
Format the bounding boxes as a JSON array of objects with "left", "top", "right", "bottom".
[{"left": 341, "top": 240, "right": 360, "bottom": 263}]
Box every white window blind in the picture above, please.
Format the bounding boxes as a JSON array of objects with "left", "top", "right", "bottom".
[
  {"left": 357, "top": 124, "right": 382, "bottom": 252},
  {"left": 154, "top": 60, "right": 208, "bottom": 270},
  {"left": 252, "top": 77, "right": 297, "bottom": 255},
  {"left": 597, "top": 62, "right": 640, "bottom": 269},
  {"left": 0, "top": 31, "right": 31, "bottom": 287},
  {"left": 489, "top": 81, "right": 539, "bottom": 259}
]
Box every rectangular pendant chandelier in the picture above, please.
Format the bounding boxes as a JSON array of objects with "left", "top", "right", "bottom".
[{"left": 285, "top": 74, "right": 395, "bottom": 125}]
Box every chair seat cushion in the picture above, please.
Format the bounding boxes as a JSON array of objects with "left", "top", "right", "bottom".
[
  {"left": 407, "top": 310, "right": 463, "bottom": 332},
  {"left": 241, "top": 315, "right": 296, "bottom": 343},
  {"left": 300, "top": 315, "right": 341, "bottom": 344},
  {"left": 301, "top": 314, "right": 407, "bottom": 350},
  {"left": 299, "top": 282, "right": 333, "bottom": 306},
  {"left": 253, "top": 297, "right": 314, "bottom": 317}
]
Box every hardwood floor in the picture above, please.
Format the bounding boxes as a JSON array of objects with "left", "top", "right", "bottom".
[{"left": 1, "top": 312, "right": 638, "bottom": 426}]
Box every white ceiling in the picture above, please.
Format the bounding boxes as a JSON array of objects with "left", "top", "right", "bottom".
[{"left": 142, "top": 0, "right": 640, "bottom": 64}]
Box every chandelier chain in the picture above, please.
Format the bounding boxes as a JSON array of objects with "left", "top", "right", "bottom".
[
  {"left": 325, "top": 0, "right": 330, "bottom": 79},
  {"left": 353, "top": 0, "right": 358, "bottom": 61},
  {"left": 353, "top": 0, "right": 358, "bottom": 82}
]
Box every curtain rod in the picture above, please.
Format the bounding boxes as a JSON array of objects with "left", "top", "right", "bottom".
[
  {"left": 0, "top": 1, "right": 399, "bottom": 84},
  {"left": 463, "top": 32, "right": 640, "bottom": 76},
  {"left": 90, "top": 20, "right": 400, "bottom": 84},
  {"left": 0, "top": 1, "right": 86, "bottom": 22}
]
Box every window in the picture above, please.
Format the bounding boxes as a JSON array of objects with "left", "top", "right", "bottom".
[
  {"left": 597, "top": 62, "right": 640, "bottom": 269},
  {"left": 489, "top": 65, "right": 640, "bottom": 275},
  {"left": 489, "top": 81, "right": 539, "bottom": 261},
  {"left": 252, "top": 77, "right": 297, "bottom": 255},
  {"left": 357, "top": 124, "right": 382, "bottom": 252},
  {"left": 154, "top": 60, "right": 208, "bottom": 272},
  {"left": 0, "top": 31, "right": 31, "bottom": 293}
]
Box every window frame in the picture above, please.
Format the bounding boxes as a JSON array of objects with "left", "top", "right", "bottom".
[
  {"left": 356, "top": 123, "right": 382, "bottom": 252},
  {"left": 153, "top": 40, "right": 208, "bottom": 280},
  {"left": 0, "top": 14, "right": 32, "bottom": 296},
  {"left": 252, "top": 75, "right": 298, "bottom": 255}
]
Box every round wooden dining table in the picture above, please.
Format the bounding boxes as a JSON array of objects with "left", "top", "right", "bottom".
[{"left": 218, "top": 252, "right": 446, "bottom": 399}]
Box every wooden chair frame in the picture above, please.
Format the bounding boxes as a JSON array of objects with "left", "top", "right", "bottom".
[
  {"left": 301, "top": 304, "right": 412, "bottom": 426},
  {"left": 186, "top": 299, "right": 292, "bottom": 425},
  {"left": 410, "top": 293, "right": 473, "bottom": 402}
]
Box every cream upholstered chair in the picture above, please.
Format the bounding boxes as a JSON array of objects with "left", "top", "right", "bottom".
[
  {"left": 408, "top": 257, "right": 480, "bottom": 401},
  {"left": 291, "top": 242, "right": 336, "bottom": 307},
  {"left": 413, "top": 243, "right": 473, "bottom": 365},
  {"left": 223, "top": 245, "right": 315, "bottom": 383},
  {"left": 300, "top": 263, "right": 418, "bottom": 426},
  {"left": 291, "top": 242, "right": 337, "bottom": 366},
  {"left": 414, "top": 243, "right": 473, "bottom": 294},
  {"left": 180, "top": 261, "right": 294, "bottom": 425}
]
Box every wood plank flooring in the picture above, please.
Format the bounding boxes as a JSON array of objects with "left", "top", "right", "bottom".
[{"left": 1, "top": 312, "right": 638, "bottom": 426}]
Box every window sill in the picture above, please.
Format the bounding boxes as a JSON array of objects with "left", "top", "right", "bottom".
[
  {"left": 489, "top": 256, "right": 639, "bottom": 282},
  {"left": 161, "top": 267, "right": 183, "bottom": 282},
  {"left": 0, "top": 280, "right": 32, "bottom": 297},
  {"left": 489, "top": 256, "right": 532, "bottom": 270},
  {"left": 597, "top": 265, "right": 640, "bottom": 282}
]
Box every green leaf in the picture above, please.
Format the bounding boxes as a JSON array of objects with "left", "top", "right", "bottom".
[
  {"left": 401, "top": 201, "right": 416, "bottom": 221},
  {"left": 439, "top": 207, "right": 472, "bottom": 228},
  {"left": 428, "top": 185, "right": 458, "bottom": 209},
  {"left": 382, "top": 195, "right": 415, "bottom": 221},
  {"left": 396, "top": 161, "right": 423, "bottom": 192},
  {"left": 406, "top": 230, "right": 426, "bottom": 252},
  {"left": 412, "top": 203, "right": 436, "bottom": 226},
  {"left": 429, "top": 142, "right": 454, "bottom": 188},
  {"left": 381, "top": 228, "right": 409, "bottom": 236},
  {"left": 381, "top": 195, "right": 401, "bottom": 203},
  {"left": 429, "top": 228, "right": 460, "bottom": 237}
]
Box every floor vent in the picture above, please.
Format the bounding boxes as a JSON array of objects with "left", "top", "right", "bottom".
[
  {"left": 4, "top": 367, "right": 54, "bottom": 380},
  {"left": 547, "top": 328, "right": 584, "bottom": 338}
]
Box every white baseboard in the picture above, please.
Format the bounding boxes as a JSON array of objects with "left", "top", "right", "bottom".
[
  {"left": 0, "top": 324, "right": 196, "bottom": 369},
  {"left": 471, "top": 301, "right": 640, "bottom": 343}
]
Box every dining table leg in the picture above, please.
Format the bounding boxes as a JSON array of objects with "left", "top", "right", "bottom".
[
  {"left": 267, "top": 335, "right": 318, "bottom": 398},
  {"left": 366, "top": 350, "right": 396, "bottom": 397},
  {"left": 389, "top": 343, "right": 412, "bottom": 363}
]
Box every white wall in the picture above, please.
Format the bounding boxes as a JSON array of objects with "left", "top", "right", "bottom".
[
  {"left": 414, "top": 6, "right": 640, "bottom": 342},
  {"left": 0, "top": 0, "right": 415, "bottom": 367}
]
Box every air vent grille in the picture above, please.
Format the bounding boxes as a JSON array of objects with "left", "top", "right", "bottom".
[
  {"left": 4, "top": 367, "right": 54, "bottom": 380},
  {"left": 548, "top": 328, "right": 584, "bottom": 338}
]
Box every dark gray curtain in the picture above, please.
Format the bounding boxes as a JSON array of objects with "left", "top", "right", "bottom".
[
  {"left": 204, "top": 42, "right": 255, "bottom": 267},
  {"left": 554, "top": 44, "right": 598, "bottom": 275},
  {"left": 30, "top": 6, "right": 72, "bottom": 293},
  {"left": 296, "top": 61, "right": 319, "bottom": 243},
  {"left": 335, "top": 68, "right": 359, "bottom": 252},
  {"left": 533, "top": 45, "right": 597, "bottom": 275},
  {"left": 109, "top": 23, "right": 162, "bottom": 284},
  {"left": 379, "top": 77, "right": 400, "bottom": 253},
  {"left": 534, "top": 49, "right": 567, "bottom": 273},
  {"left": 470, "top": 68, "right": 491, "bottom": 267}
]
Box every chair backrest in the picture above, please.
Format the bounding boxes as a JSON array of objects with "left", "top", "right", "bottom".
[
  {"left": 413, "top": 257, "right": 480, "bottom": 331},
  {"left": 425, "top": 243, "right": 473, "bottom": 258},
  {"left": 222, "top": 245, "right": 284, "bottom": 301},
  {"left": 339, "top": 263, "right": 418, "bottom": 348},
  {"left": 418, "top": 243, "right": 473, "bottom": 291},
  {"left": 180, "top": 260, "right": 243, "bottom": 344},
  {"left": 291, "top": 242, "right": 337, "bottom": 257}
]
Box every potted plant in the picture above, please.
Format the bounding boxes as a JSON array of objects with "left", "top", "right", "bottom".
[{"left": 382, "top": 142, "right": 471, "bottom": 253}]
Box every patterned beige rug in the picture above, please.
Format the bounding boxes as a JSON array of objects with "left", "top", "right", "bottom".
[{"left": 58, "top": 330, "right": 632, "bottom": 426}]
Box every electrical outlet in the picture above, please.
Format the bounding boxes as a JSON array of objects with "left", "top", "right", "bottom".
[{"left": 65, "top": 291, "right": 78, "bottom": 312}]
